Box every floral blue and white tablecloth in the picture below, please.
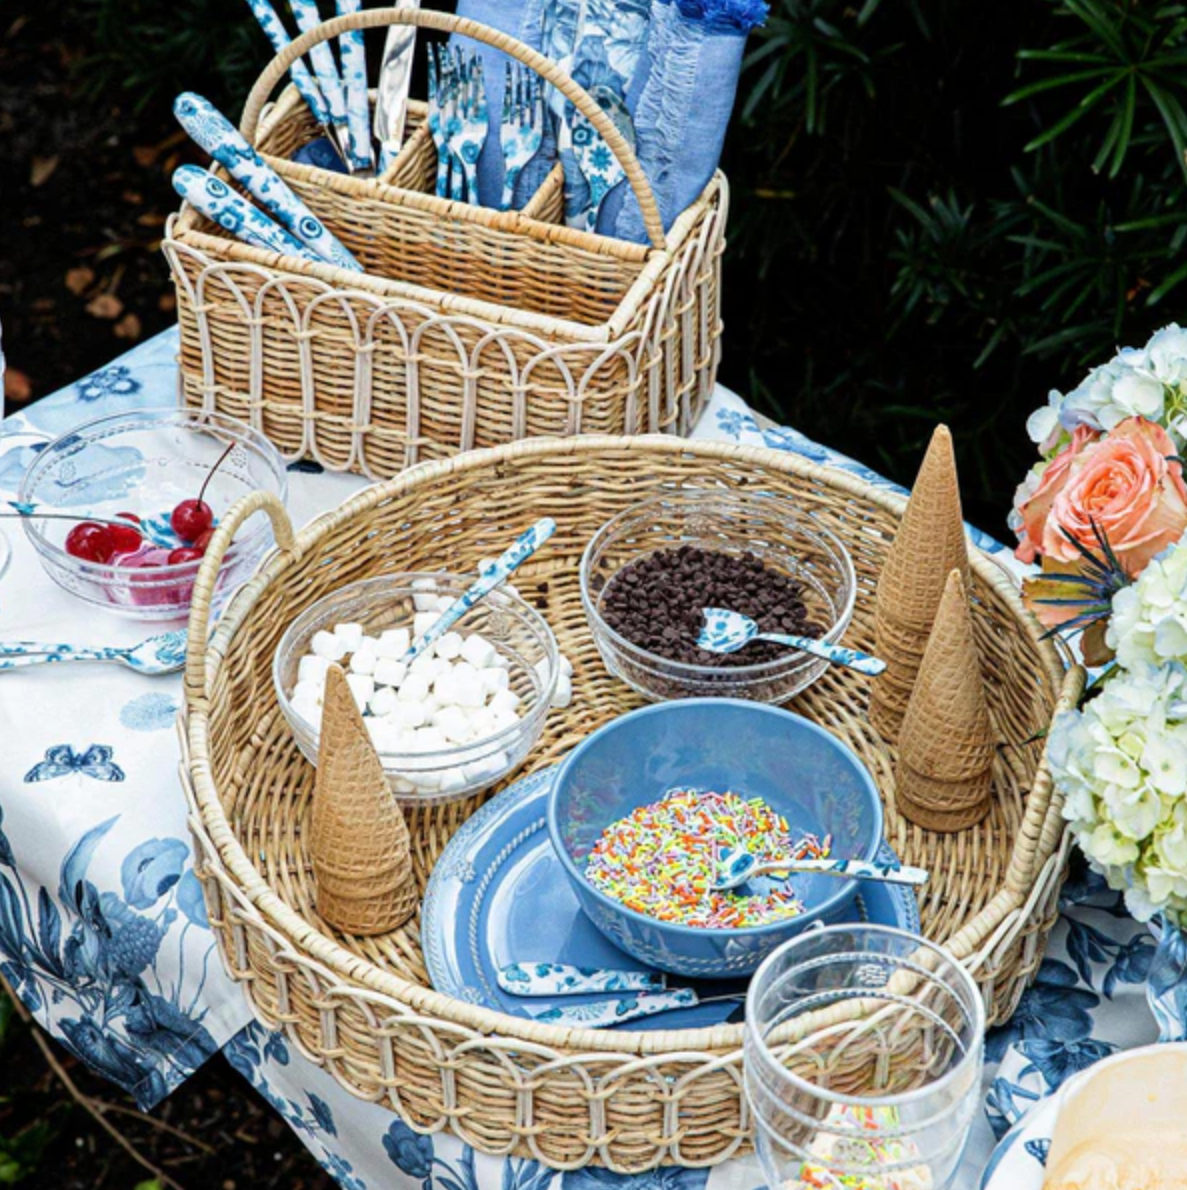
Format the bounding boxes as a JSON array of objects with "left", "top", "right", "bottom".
[{"left": 0, "top": 328, "right": 1158, "bottom": 1189}]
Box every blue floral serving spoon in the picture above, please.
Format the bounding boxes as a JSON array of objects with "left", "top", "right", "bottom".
[
  {"left": 0, "top": 630, "right": 188, "bottom": 676},
  {"left": 711, "top": 843, "right": 929, "bottom": 892},
  {"left": 697, "top": 607, "right": 887, "bottom": 677}
]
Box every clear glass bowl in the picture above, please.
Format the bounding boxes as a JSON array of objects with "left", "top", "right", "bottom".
[
  {"left": 273, "top": 574, "right": 560, "bottom": 807},
  {"left": 744, "top": 925, "right": 985, "bottom": 1190},
  {"left": 580, "top": 489, "right": 857, "bottom": 703},
  {"left": 18, "top": 407, "right": 287, "bottom": 620}
]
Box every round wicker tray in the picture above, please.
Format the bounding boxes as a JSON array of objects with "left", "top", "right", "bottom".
[{"left": 180, "top": 435, "right": 1084, "bottom": 1172}]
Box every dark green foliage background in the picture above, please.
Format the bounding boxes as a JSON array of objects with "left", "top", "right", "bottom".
[{"left": 69, "top": 0, "right": 1187, "bottom": 530}]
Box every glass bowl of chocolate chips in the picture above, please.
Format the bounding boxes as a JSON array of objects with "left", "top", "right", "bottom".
[{"left": 580, "top": 489, "right": 857, "bottom": 703}]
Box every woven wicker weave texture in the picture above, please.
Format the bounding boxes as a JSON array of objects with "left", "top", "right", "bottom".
[{"left": 181, "top": 436, "right": 1084, "bottom": 1171}]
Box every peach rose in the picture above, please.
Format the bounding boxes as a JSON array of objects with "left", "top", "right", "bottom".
[
  {"left": 1014, "top": 425, "right": 1100, "bottom": 564},
  {"left": 1042, "top": 417, "right": 1187, "bottom": 576}
]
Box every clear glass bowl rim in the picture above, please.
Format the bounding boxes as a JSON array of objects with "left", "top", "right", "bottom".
[
  {"left": 744, "top": 924, "right": 986, "bottom": 1110},
  {"left": 18, "top": 405, "right": 288, "bottom": 578},
  {"left": 579, "top": 489, "right": 858, "bottom": 679},
  {"left": 273, "top": 573, "right": 561, "bottom": 766}
]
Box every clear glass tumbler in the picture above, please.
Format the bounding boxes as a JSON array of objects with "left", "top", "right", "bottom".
[{"left": 744, "top": 925, "right": 984, "bottom": 1190}]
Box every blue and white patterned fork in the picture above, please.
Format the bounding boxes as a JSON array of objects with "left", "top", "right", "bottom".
[
  {"left": 711, "top": 844, "right": 929, "bottom": 892},
  {"left": 697, "top": 607, "right": 887, "bottom": 677},
  {"left": 500, "top": 63, "right": 544, "bottom": 211},
  {"left": 242, "top": 0, "right": 342, "bottom": 164},
  {"left": 0, "top": 631, "right": 188, "bottom": 676},
  {"left": 404, "top": 518, "right": 557, "bottom": 663},
  {"left": 288, "top": 0, "right": 352, "bottom": 166},
  {"left": 334, "top": 0, "right": 375, "bottom": 174},
  {"left": 173, "top": 93, "right": 362, "bottom": 272},
  {"left": 172, "top": 166, "right": 326, "bottom": 264},
  {"left": 427, "top": 47, "right": 456, "bottom": 199},
  {"left": 448, "top": 49, "right": 488, "bottom": 205},
  {"left": 564, "top": 106, "right": 626, "bottom": 234}
]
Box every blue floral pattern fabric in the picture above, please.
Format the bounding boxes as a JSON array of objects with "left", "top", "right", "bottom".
[{"left": 0, "top": 329, "right": 1168, "bottom": 1189}]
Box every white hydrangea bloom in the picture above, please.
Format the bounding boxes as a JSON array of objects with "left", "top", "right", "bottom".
[
  {"left": 1049, "top": 661, "right": 1187, "bottom": 925},
  {"left": 1106, "top": 542, "right": 1187, "bottom": 669}
]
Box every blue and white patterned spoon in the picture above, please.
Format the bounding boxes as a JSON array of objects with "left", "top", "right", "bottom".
[
  {"left": 711, "top": 844, "right": 929, "bottom": 892},
  {"left": 697, "top": 607, "right": 887, "bottom": 677},
  {"left": 288, "top": 0, "right": 352, "bottom": 165},
  {"left": 333, "top": 0, "right": 375, "bottom": 174},
  {"left": 172, "top": 166, "right": 325, "bottom": 264},
  {"left": 174, "top": 93, "right": 362, "bottom": 272},
  {"left": 403, "top": 518, "right": 557, "bottom": 663},
  {"left": 0, "top": 630, "right": 188, "bottom": 676}
]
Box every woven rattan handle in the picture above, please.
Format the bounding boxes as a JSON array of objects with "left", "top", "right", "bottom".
[
  {"left": 239, "top": 6, "right": 669, "bottom": 251},
  {"left": 184, "top": 490, "right": 298, "bottom": 705}
]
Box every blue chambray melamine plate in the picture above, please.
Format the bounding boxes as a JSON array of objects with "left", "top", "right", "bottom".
[{"left": 421, "top": 764, "right": 921, "bottom": 1032}]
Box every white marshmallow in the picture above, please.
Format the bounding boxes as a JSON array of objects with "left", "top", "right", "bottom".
[
  {"left": 467, "top": 707, "right": 497, "bottom": 741},
  {"left": 460, "top": 634, "right": 498, "bottom": 670},
  {"left": 489, "top": 689, "right": 522, "bottom": 718},
  {"left": 451, "top": 661, "right": 486, "bottom": 708},
  {"left": 422, "top": 692, "right": 441, "bottom": 717},
  {"left": 559, "top": 654, "right": 574, "bottom": 679},
  {"left": 488, "top": 706, "right": 519, "bottom": 733},
  {"left": 433, "top": 705, "right": 474, "bottom": 744},
  {"left": 292, "top": 694, "right": 322, "bottom": 725},
  {"left": 350, "top": 645, "right": 377, "bottom": 676},
  {"left": 335, "top": 622, "right": 365, "bottom": 652},
  {"left": 433, "top": 595, "right": 454, "bottom": 613},
  {"left": 377, "top": 628, "right": 411, "bottom": 659},
  {"left": 311, "top": 630, "right": 346, "bottom": 662},
  {"left": 411, "top": 727, "right": 447, "bottom": 753},
  {"left": 412, "top": 577, "right": 440, "bottom": 611},
  {"left": 390, "top": 701, "right": 427, "bottom": 730},
  {"left": 391, "top": 776, "right": 416, "bottom": 795},
  {"left": 480, "top": 667, "right": 510, "bottom": 696},
  {"left": 397, "top": 672, "right": 431, "bottom": 703},
  {"left": 345, "top": 673, "right": 374, "bottom": 710},
  {"left": 439, "top": 768, "right": 468, "bottom": 794},
  {"left": 436, "top": 632, "right": 464, "bottom": 661},
  {"left": 409, "top": 770, "right": 443, "bottom": 792},
  {"left": 293, "top": 679, "right": 324, "bottom": 707},
  {"left": 365, "top": 717, "right": 395, "bottom": 749},
  {"left": 433, "top": 668, "right": 459, "bottom": 706},
  {"left": 552, "top": 672, "right": 573, "bottom": 709},
  {"left": 368, "top": 685, "right": 398, "bottom": 717},
  {"left": 463, "top": 750, "right": 508, "bottom": 784},
  {"left": 373, "top": 658, "right": 408, "bottom": 689},
  {"left": 413, "top": 611, "right": 439, "bottom": 639},
  {"left": 409, "top": 650, "right": 441, "bottom": 678},
  {"left": 298, "top": 654, "right": 330, "bottom": 686}
]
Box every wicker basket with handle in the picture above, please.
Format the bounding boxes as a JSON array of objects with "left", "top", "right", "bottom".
[
  {"left": 163, "top": 9, "right": 727, "bottom": 479},
  {"left": 179, "top": 435, "right": 1085, "bottom": 1172}
]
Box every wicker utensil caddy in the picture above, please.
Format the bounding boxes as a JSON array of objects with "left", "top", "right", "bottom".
[
  {"left": 180, "top": 435, "right": 1084, "bottom": 1172},
  {"left": 163, "top": 9, "right": 727, "bottom": 480}
]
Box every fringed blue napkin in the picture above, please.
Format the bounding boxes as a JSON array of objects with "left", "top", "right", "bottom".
[{"left": 607, "top": 0, "right": 767, "bottom": 241}]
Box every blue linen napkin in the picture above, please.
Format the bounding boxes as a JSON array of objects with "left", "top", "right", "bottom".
[{"left": 608, "top": 0, "right": 767, "bottom": 241}]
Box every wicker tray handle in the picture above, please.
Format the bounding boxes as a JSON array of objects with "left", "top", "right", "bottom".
[
  {"left": 185, "top": 490, "right": 298, "bottom": 706},
  {"left": 239, "top": 6, "right": 669, "bottom": 252}
]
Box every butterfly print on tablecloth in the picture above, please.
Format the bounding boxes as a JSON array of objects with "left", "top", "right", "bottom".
[{"left": 24, "top": 745, "right": 125, "bottom": 783}]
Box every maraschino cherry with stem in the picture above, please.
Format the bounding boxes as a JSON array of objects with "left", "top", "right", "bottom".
[{"left": 171, "top": 439, "right": 234, "bottom": 543}]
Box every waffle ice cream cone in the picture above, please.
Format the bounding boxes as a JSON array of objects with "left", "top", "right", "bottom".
[
  {"left": 310, "top": 665, "right": 418, "bottom": 935},
  {"left": 895, "top": 570, "right": 995, "bottom": 832},
  {"left": 871, "top": 426, "right": 971, "bottom": 743}
]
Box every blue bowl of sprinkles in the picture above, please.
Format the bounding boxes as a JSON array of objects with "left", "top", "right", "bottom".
[{"left": 547, "top": 699, "right": 884, "bottom": 978}]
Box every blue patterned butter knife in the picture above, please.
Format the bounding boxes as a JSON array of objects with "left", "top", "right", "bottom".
[
  {"left": 528, "top": 989, "right": 699, "bottom": 1027},
  {"left": 173, "top": 166, "right": 325, "bottom": 264},
  {"left": 404, "top": 518, "right": 557, "bottom": 662},
  {"left": 243, "top": 0, "right": 339, "bottom": 156},
  {"left": 334, "top": 0, "right": 375, "bottom": 174},
  {"left": 496, "top": 962, "right": 665, "bottom": 997},
  {"left": 174, "top": 93, "right": 362, "bottom": 272},
  {"left": 288, "top": 0, "right": 351, "bottom": 163},
  {"left": 697, "top": 607, "right": 887, "bottom": 677}
]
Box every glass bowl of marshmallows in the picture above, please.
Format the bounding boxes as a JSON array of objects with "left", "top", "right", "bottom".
[{"left": 273, "top": 574, "right": 566, "bottom": 805}]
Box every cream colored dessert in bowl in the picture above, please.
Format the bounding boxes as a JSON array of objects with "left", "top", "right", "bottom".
[{"left": 1044, "top": 1044, "right": 1187, "bottom": 1189}]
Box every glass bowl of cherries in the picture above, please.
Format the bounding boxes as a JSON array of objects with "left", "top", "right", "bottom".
[{"left": 17, "top": 407, "right": 288, "bottom": 619}]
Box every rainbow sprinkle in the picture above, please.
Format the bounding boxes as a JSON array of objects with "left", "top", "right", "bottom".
[{"left": 584, "top": 787, "right": 829, "bottom": 929}]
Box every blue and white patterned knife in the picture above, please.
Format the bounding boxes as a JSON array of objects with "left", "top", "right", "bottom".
[
  {"left": 174, "top": 94, "right": 362, "bottom": 272},
  {"left": 528, "top": 989, "right": 699, "bottom": 1028},
  {"left": 288, "top": 0, "right": 352, "bottom": 165},
  {"left": 496, "top": 962, "right": 665, "bottom": 997},
  {"left": 172, "top": 166, "right": 325, "bottom": 264},
  {"left": 404, "top": 518, "right": 557, "bottom": 662},
  {"left": 333, "top": 0, "right": 375, "bottom": 174}
]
